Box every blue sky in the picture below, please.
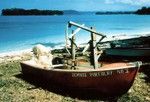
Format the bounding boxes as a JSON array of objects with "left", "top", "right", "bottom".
[{"left": 0, "top": 0, "right": 150, "bottom": 11}]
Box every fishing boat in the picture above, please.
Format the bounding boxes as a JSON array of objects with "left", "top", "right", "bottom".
[
  {"left": 105, "top": 47, "right": 150, "bottom": 57},
  {"left": 21, "top": 21, "right": 142, "bottom": 97},
  {"left": 98, "top": 34, "right": 150, "bottom": 57}
]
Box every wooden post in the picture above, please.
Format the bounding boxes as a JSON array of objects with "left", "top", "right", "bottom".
[
  {"left": 90, "top": 27, "right": 98, "bottom": 69},
  {"left": 71, "top": 30, "right": 76, "bottom": 69},
  {"left": 65, "top": 24, "right": 71, "bottom": 55}
]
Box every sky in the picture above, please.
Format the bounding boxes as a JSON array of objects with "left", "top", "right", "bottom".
[{"left": 0, "top": 0, "right": 150, "bottom": 11}]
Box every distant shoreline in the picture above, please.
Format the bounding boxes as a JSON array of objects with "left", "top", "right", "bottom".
[
  {"left": 1, "top": 7, "right": 150, "bottom": 16},
  {"left": 95, "top": 11, "right": 134, "bottom": 15},
  {"left": 95, "top": 7, "right": 150, "bottom": 15},
  {"left": 1, "top": 8, "right": 64, "bottom": 16}
]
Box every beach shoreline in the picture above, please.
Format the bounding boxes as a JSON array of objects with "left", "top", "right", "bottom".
[
  {"left": 0, "top": 31, "right": 150, "bottom": 63},
  {"left": 0, "top": 48, "right": 32, "bottom": 63},
  {"left": 0, "top": 49, "right": 32, "bottom": 57},
  {"left": 0, "top": 46, "right": 64, "bottom": 63}
]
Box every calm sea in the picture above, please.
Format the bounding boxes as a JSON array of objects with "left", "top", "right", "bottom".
[{"left": 0, "top": 14, "right": 150, "bottom": 53}]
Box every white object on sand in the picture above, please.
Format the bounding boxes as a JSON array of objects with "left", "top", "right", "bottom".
[{"left": 31, "top": 44, "right": 53, "bottom": 69}]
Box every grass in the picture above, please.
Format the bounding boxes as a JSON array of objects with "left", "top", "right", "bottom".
[{"left": 0, "top": 60, "right": 150, "bottom": 102}]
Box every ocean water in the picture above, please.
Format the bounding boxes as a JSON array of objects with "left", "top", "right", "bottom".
[{"left": 0, "top": 15, "right": 150, "bottom": 53}]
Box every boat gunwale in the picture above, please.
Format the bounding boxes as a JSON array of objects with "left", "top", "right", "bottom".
[
  {"left": 21, "top": 61, "right": 139, "bottom": 72},
  {"left": 108, "top": 47, "right": 150, "bottom": 50}
]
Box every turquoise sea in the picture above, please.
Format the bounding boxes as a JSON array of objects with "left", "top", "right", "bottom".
[{"left": 0, "top": 14, "right": 150, "bottom": 53}]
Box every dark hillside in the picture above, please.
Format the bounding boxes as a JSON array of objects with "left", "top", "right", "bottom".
[{"left": 1, "top": 8, "right": 64, "bottom": 16}]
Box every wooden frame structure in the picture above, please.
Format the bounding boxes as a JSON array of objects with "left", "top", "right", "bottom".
[{"left": 65, "top": 21, "right": 106, "bottom": 69}]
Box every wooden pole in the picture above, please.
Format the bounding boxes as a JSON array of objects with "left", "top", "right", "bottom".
[
  {"left": 69, "top": 24, "right": 84, "bottom": 38},
  {"left": 90, "top": 27, "right": 98, "bottom": 69},
  {"left": 71, "top": 30, "right": 76, "bottom": 69},
  {"left": 65, "top": 24, "right": 71, "bottom": 55},
  {"left": 68, "top": 21, "right": 106, "bottom": 37}
]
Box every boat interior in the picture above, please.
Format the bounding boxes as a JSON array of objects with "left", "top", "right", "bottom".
[{"left": 22, "top": 21, "right": 142, "bottom": 71}]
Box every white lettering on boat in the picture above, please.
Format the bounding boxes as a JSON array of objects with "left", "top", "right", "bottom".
[
  {"left": 71, "top": 69, "right": 129, "bottom": 77},
  {"left": 117, "top": 69, "right": 129, "bottom": 74},
  {"left": 89, "top": 71, "right": 113, "bottom": 77},
  {"left": 72, "top": 73, "right": 87, "bottom": 77}
]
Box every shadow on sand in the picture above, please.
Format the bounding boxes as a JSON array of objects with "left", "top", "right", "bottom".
[
  {"left": 15, "top": 74, "right": 120, "bottom": 102},
  {"left": 140, "top": 65, "right": 150, "bottom": 83}
]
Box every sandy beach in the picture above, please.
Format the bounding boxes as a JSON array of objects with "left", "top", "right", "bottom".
[{"left": 0, "top": 49, "right": 32, "bottom": 64}]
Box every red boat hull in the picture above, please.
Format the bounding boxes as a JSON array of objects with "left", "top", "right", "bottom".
[{"left": 20, "top": 61, "right": 139, "bottom": 97}]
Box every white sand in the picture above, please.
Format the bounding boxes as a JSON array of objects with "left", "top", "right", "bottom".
[
  {"left": 0, "top": 49, "right": 32, "bottom": 57},
  {"left": 0, "top": 49, "right": 33, "bottom": 63}
]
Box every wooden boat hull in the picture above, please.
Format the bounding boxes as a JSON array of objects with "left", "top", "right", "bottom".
[
  {"left": 105, "top": 48, "right": 150, "bottom": 57},
  {"left": 21, "top": 62, "right": 139, "bottom": 97},
  {"left": 102, "top": 35, "right": 150, "bottom": 57}
]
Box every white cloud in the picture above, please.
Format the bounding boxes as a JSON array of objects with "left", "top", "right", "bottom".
[{"left": 105, "top": 0, "right": 150, "bottom": 6}]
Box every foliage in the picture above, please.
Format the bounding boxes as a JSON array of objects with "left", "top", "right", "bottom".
[
  {"left": 1, "top": 8, "right": 64, "bottom": 16},
  {"left": 95, "top": 11, "right": 134, "bottom": 15},
  {"left": 135, "top": 7, "right": 150, "bottom": 15}
]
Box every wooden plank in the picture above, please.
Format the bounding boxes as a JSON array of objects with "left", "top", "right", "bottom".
[
  {"left": 82, "top": 43, "right": 90, "bottom": 54},
  {"left": 68, "top": 21, "right": 106, "bottom": 37},
  {"left": 69, "top": 24, "right": 84, "bottom": 38}
]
